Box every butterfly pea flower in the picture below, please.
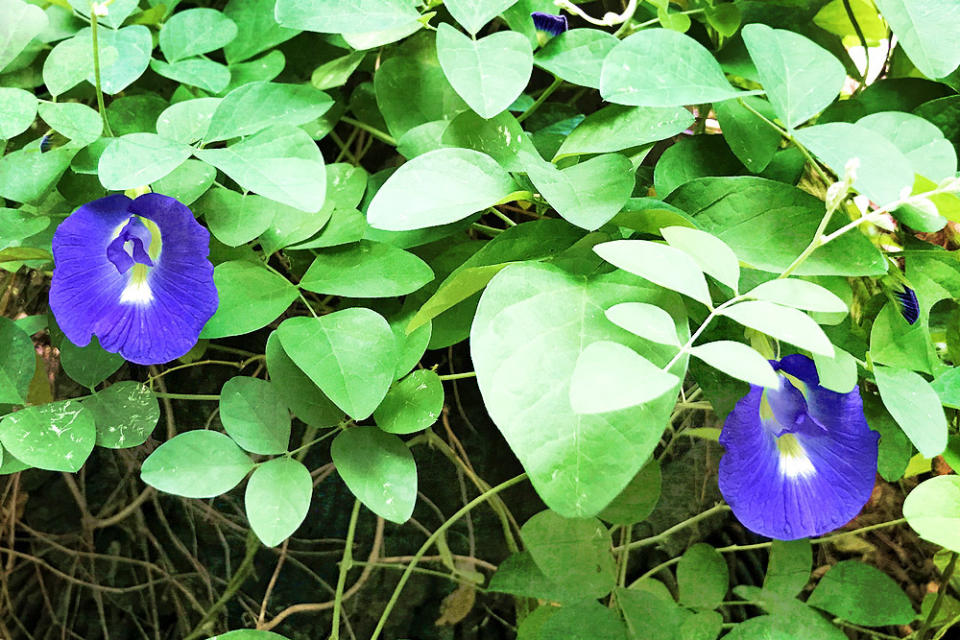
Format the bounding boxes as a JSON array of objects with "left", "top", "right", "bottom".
[
  {"left": 718, "top": 354, "right": 878, "bottom": 540},
  {"left": 49, "top": 193, "right": 218, "bottom": 365},
  {"left": 532, "top": 11, "right": 568, "bottom": 43},
  {"left": 893, "top": 285, "right": 919, "bottom": 325}
]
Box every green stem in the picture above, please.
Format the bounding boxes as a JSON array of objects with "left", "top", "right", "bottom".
[
  {"left": 438, "top": 371, "right": 476, "bottom": 381},
  {"left": 152, "top": 392, "right": 220, "bottom": 401},
  {"left": 615, "top": 503, "right": 730, "bottom": 553},
  {"left": 182, "top": 531, "right": 259, "bottom": 640},
  {"left": 340, "top": 116, "right": 397, "bottom": 146},
  {"left": 329, "top": 500, "right": 361, "bottom": 640},
  {"left": 471, "top": 223, "right": 503, "bottom": 236},
  {"left": 517, "top": 76, "right": 562, "bottom": 124},
  {"left": 89, "top": 8, "right": 114, "bottom": 137},
  {"left": 841, "top": 0, "right": 870, "bottom": 93},
  {"left": 736, "top": 98, "right": 829, "bottom": 185},
  {"left": 487, "top": 207, "right": 517, "bottom": 227},
  {"left": 369, "top": 473, "right": 527, "bottom": 640},
  {"left": 918, "top": 551, "right": 958, "bottom": 640}
]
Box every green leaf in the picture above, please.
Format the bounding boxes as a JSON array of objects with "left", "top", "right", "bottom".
[
  {"left": 331, "top": 426, "right": 416, "bottom": 522},
  {"left": 200, "top": 261, "right": 299, "bottom": 339},
  {"left": 0, "top": 87, "right": 36, "bottom": 138},
  {"left": 0, "top": 316, "right": 36, "bottom": 404},
  {"left": 795, "top": 122, "right": 914, "bottom": 206},
  {"left": 59, "top": 335, "right": 123, "bottom": 387},
  {"left": 210, "top": 632, "right": 291, "bottom": 640},
  {"left": 714, "top": 97, "right": 781, "bottom": 173},
  {"left": 0, "top": 247, "right": 52, "bottom": 263},
  {"left": 903, "top": 475, "right": 960, "bottom": 552},
  {"left": 84, "top": 381, "right": 159, "bottom": 449},
  {"left": 224, "top": 0, "right": 301, "bottom": 64},
  {"left": 445, "top": 0, "right": 517, "bottom": 34},
  {"left": 570, "top": 340, "right": 679, "bottom": 414},
  {"left": 224, "top": 50, "right": 286, "bottom": 93},
  {"left": 276, "top": 308, "right": 398, "bottom": 420},
  {"left": 535, "top": 28, "right": 618, "bottom": 90},
  {"left": 37, "top": 101, "right": 101, "bottom": 145},
  {"left": 873, "top": 0, "right": 960, "bottom": 79},
  {"left": 141, "top": 430, "right": 254, "bottom": 498},
  {"left": 0, "top": 0, "right": 48, "bottom": 72},
  {"left": 594, "top": 239, "right": 712, "bottom": 306},
  {"left": 289, "top": 208, "right": 365, "bottom": 250},
  {"left": 858, "top": 111, "right": 957, "bottom": 182},
  {"left": 667, "top": 177, "right": 886, "bottom": 277},
  {"left": 813, "top": 347, "right": 858, "bottom": 394},
  {"left": 807, "top": 560, "right": 915, "bottom": 626},
  {"left": 662, "top": 225, "right": 740, "bottom": 291},
  {"left": 678, "top": 543, "right": 728, "bottom": 610},
  {"left": 373, "top": 369, "right": 443, "bottom": 434},
  {"left": 44, "top": 26, "right": 151, "bottom": 96},
  {"left": 300, "top": 240, "right": 434, "bottom": 298},
  {"left": 555, "top": 104, "right": 693, "bottom": 159},
  {"left": 747, "top": 279, "right": 848, "bottom": 313},
  {"left": 373, "top": 39, "right": 468, "bottom": 139},
  {"left": 98, "top": 133, "right": 192, "bottom": 190},
  {"left": 275, "top": 0, "right": 419, "bottom": 33},
  {"left": 720, "top": 300, "right": 833, "bottom": 356},
  {"left": 151, "top": 159, "right": 215, "bottom": 206},
  {"left": 265, "top": 332, "right": 344, "bottom": 427},
  {"left": 341, "top": 18, "right": 422, "bottom": 50},
  {"left": 67, "top": 0, "right": 137, "bottom": 29},
  {"left": 205, "top": 82, "right": 333, "bottom": 142},
  {"left": 526, "top": 154, "right": 635, "bottom": 231},
  {"left": 540, "top": 600, "right": 628, "bottom": 640},
  {"left": 440, "top": 110, "right": 536, "bottom": 172},
  {"left": 245, "top": 457, "right": 312, "bottom": 546},
  {"left": 763, "top": 539, "right": 811, "bottom": 598},
  {"left": 259, "top": 202, "right": 333, "bottom": 255},
  {"left": 601, "top": 28, "right": 757, "bottom": 106},
  {"left": 814, "top": 0, "right": 888, "bottom": 41},
  {"left": 521, "top": 510, "right": 616, "bottom": 599},
  {"left": 219, "top": 377, "right": 291, "bottom": 454},
  {"left": 0, "top": 146, "right": 76, "bottom": 203},
  {"left": 195, "top": 187, "right": 276, "bottom": 247},
  {"left": 874, "top": 364, "right": 948, "bottom": 457},
  {"left": 488, "top": 551, "right": 585, "bottom": 604},
  {"left": 605, "top": 302, "right": 680, "bottom": 347},
  {"left": 741, "top": 24, "right": 845, "bottom": 130},
  {"left": 194, "top": 125, "right": 327, "bottom": 212},
  {"left": 311, "top": 50, "right": 365, "bottom": 90},
  {"left": 367, "top": 148, "right": 516, "bottom": 231},
  {"left": 472, "top": 262, "right": 688, "bottom": 516},
  {"left": 436, "top": 24, "right": 532, "bottom": 120},
  {"left": 159, "top": 8, "right": 237, "bottom": 62},
  {"left": 598, "top": 460, "right": 661, "bottom": 525},
  {"left": 0, "top": 400, "right": 95, "bottom": 472},
  {"left": 150, "top": 58, "right": 231, "bottom": 94},
  {"left": 689, "top": 341, "right": 780, "bottom": 388},
  {"left": 0, "top": 209, "right": 48, "bottom": 242}
]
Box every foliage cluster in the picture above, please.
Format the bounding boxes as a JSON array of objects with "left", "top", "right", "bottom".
[{"left": 2, "top": 0, "right": 960, "bottom": 638}]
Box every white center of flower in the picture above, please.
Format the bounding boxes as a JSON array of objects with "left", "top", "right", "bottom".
[
  {"left": 776, "top": 433, "right": 816, "bottom": 479},
  {"left": 119, "top": 263, "right": 153, "bottom": 305}
]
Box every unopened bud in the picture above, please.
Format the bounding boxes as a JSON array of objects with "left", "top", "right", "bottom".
[
  {"left": 843, "top": 157, "right": 860, "bottom": 184},
  {"left": 825, "top": 181, "right": 847, "bottom": 209}
]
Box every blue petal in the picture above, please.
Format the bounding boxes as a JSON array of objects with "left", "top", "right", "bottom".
[
  {"left": 532, "top": 11, "right": 568, "bottom": 36},
  {"left": 719, "top": 355, "right": 878, "bottom": 540},
  {"left": 894, "top": 286, "right": 919, "bottom": 324},
  {"left": 50, "top": 193, "right": 218, "bottom": 365}
]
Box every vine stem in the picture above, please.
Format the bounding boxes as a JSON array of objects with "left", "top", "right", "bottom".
[
  {"left": 736, "top": 97, "right": 831, "bottom": 186},
  {"left": 329, "top": 499, "right": 361, "bottom": 640},
  {"left": 919, "top": 551, "right": 959, "bottom": 640},
  {"left": 182, "top": 531, "right": 259, "bottom": 640},
  {"left": 369, "top": 473, "right": 527, "bottom": 640},
  {"left": 339, "top": 116, "right": 397, "bottom": 146},
  {"left": 89, "top": 6, "right": 114, "bottom": 137},
  {"left": 614, "top": 502, "right": 731, "bottom": 553},
  {"left": 517, "top": 76, "right": 562, "bottom": 124}
]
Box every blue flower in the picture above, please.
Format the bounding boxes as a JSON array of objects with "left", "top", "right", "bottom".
[
  {"left": 49, "top": 193, "right": 218, "bottom": 365},
  {"left": 894, "top": 285, "right": 919, "bottom": 325},
  {"left": 532, "top": 11, "right": 568, "bottom": 39},
  {"left": 718, "top": 354, "right": 878, "bottom": 540}
]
